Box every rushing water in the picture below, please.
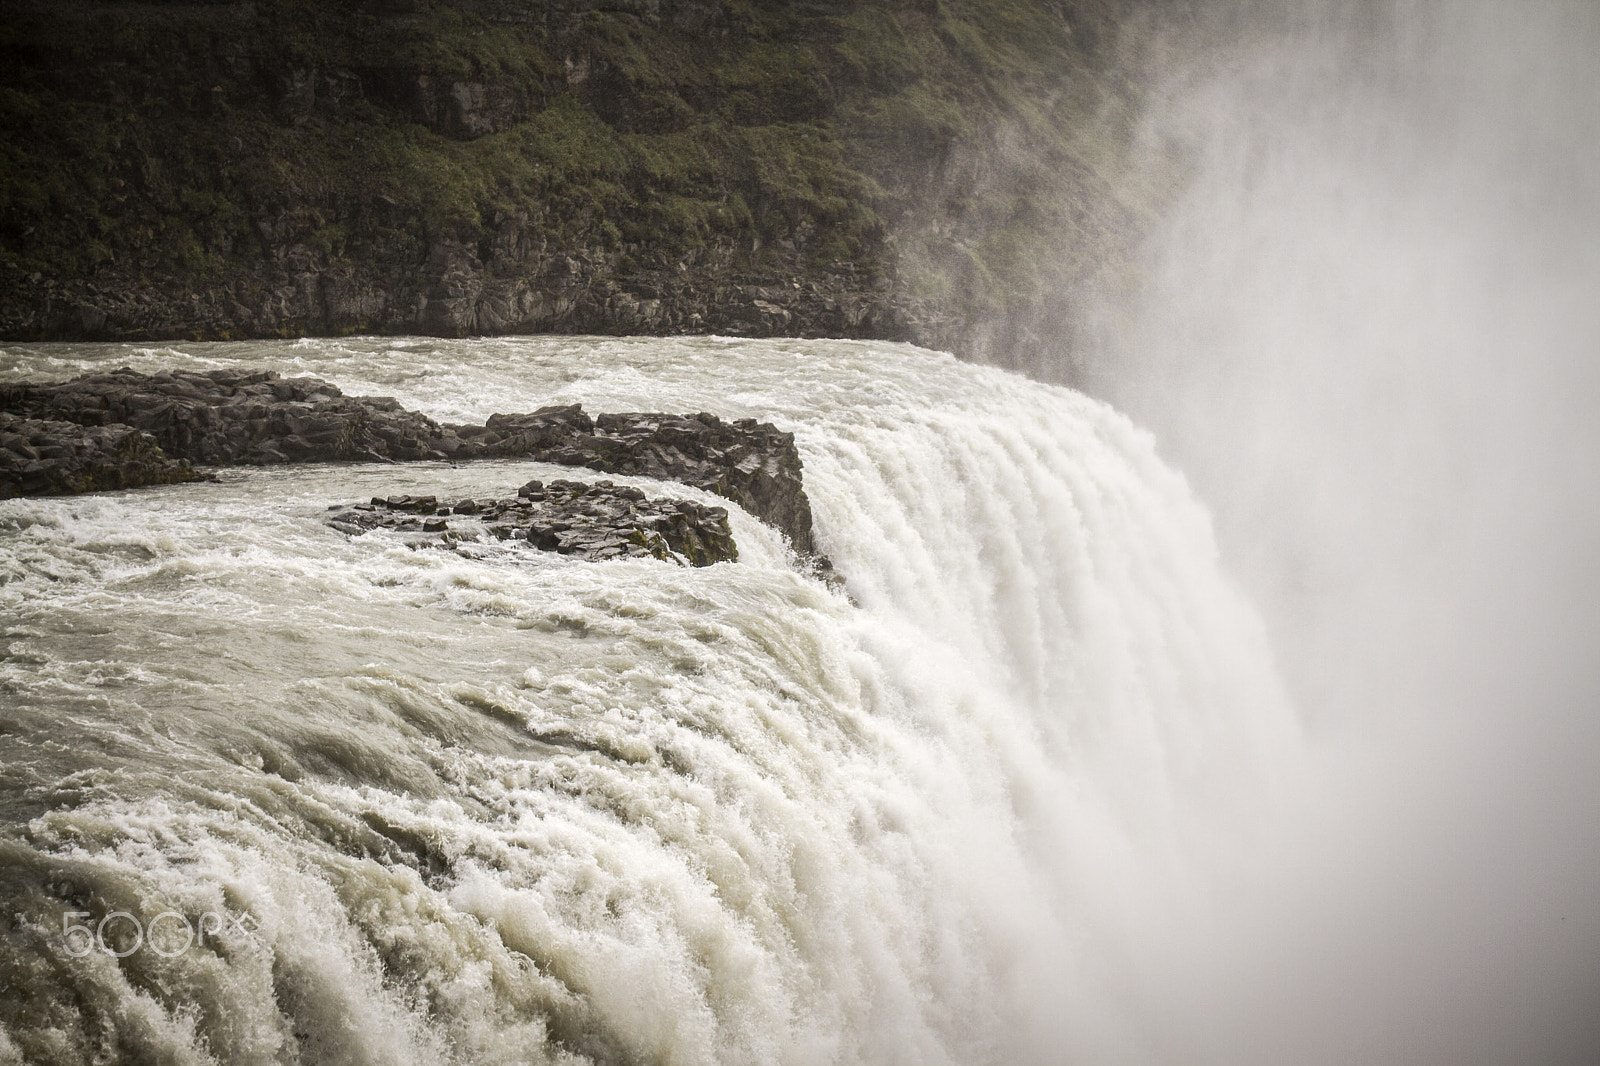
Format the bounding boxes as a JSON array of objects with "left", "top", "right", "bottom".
[{"left": 0, "top": 336, "right": 1297, "bottom": 1065}]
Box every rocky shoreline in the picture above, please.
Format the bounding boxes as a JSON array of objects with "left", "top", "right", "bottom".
[{"left": 1, "top": 367, "right": 822, "bottom": 559}]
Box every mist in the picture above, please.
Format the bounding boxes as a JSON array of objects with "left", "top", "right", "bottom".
[{"left": 1071, "top": 1, "right": 1600, "bottom": 1062}]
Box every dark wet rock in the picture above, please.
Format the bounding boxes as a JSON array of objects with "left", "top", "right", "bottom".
[
  {"left": 382, "top": 494, "right": 442, "bottom": 514},
  {"left": 326, "top": 478, "right": 738, "bottom": 567},
  {"left": 0, "top": 367, "right": 448, "bottom": 468},
  {"left": 444, "top": 405, "right": 816, "bottom": 554},
  {"left": 0, "top": 412, "right": 201, "bottom": 498},
  {"left": 2, "top": 369, "right": 819, "bottom": 553}
]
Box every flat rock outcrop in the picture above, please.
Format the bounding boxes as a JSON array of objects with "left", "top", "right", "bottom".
[
  {"left": 0, "top": 412, "right": 200, "bottom": 498},
  {"left": 2, "top": 368, "right": 818, "bottom": 554},
  {"left": 1, "top": 368, "right": 448, "bottom": 467},
  {"left": 326, "top": 478, "right": 738, "bottom": 567}
]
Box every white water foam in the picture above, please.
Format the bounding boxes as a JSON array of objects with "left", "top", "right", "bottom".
[{"left": 0, "top": 338, "right": 1299, "bottom": 1064}]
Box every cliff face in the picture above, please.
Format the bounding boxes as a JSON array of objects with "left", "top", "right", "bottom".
[{"left": 0, "top": 0, "right": 1162, "bottom": 372}]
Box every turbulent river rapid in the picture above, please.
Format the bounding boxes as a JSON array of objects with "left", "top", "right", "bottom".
[{"left": 0, "top": 336, "right": 1298, "bottom": 1065}]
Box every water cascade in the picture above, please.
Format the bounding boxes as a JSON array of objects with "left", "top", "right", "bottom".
[{"left": 0, "top": 336, "right": 1298, "bottom": 1065}]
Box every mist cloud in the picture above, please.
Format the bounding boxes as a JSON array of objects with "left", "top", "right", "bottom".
[{"left": 1078, "top": 2, "right": 1600, "bottom": 1062}]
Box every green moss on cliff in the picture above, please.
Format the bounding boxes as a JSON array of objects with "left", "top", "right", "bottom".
[{"left": 0, "top": 0, "right": 1157, "bottom": 363}]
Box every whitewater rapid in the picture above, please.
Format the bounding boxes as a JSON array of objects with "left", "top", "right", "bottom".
[{"left": 0, "top": 336, "right": 1297, "bottom": 1065}]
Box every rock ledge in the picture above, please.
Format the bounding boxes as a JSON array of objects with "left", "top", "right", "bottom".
[
  {"left": 1, "top": 411, "right": 200, "bottom": 497},
  {"left": 2, "top": 368, "right": 818, "bottom": 555}
]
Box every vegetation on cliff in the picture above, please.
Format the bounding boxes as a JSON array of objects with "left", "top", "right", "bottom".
[{"left": 0, "top": 0, "right": 1165, "bottom": 370}]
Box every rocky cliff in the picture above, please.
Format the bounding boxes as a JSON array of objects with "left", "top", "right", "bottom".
[{"left": 0, "top": 0, "right": 1168, "bottom": 373}]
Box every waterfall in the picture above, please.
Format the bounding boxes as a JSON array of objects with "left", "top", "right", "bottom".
[{"left": 0, "top": 336, "right": 1297, "bottom": 1065}]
